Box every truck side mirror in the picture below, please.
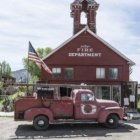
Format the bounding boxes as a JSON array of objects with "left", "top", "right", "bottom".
[{"left": 88, "top": 94, "right": 94, "bottom": 101}]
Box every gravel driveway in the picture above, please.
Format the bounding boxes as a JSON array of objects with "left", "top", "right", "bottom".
[{"left": 0, "top": 117, "right": 140, "bottom": 140}]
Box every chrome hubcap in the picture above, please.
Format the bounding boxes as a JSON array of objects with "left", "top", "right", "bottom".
[
  {"left": 109, "top": 119, "right": 114, "bottom": 124},
  {"left": 38, "top": 120, "right": 45, "bottom": 126}
]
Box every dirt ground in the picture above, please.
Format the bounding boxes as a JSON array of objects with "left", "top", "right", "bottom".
[{"left": 0, "top": 117, "right": 140, "bottom": 140}]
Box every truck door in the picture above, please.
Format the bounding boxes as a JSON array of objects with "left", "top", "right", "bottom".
[{"left": 75, "top": 92, "right": 98, "bottom": 120}]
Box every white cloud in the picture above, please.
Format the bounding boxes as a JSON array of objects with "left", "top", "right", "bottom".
[
  {"left": 98, "top": 0, "right": 140, "bottom": 7},
  {"left": 0, "top": 0, "right": 73, "bottom": 71},
  {"left": 96, "top": 0, "right": 140, "bottom": 83},
  {"left": 129, "top": 54, "right": 140, "bottom": 82}
]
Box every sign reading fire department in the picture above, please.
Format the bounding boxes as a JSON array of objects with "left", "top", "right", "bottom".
[{"left": 68, "top": 45, "right": 102, "bottom": 57}]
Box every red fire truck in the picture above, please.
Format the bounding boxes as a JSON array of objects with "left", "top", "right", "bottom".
[{"left": 14, "top": 84, "right": 125, "bottom": 130}]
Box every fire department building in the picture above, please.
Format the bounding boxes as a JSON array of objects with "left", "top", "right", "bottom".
[{"left": 41, "top": 0, "right": 137, "bottom": 106}]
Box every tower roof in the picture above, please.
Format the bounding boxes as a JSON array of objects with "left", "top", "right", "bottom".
[
  {"left": 71, "top": 0, "right": 99, "bottom": 11},
  {"left": 73, "top": 0, "right": 98, "bottom": 4}
]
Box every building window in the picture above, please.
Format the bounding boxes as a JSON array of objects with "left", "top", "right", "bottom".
[
  {"left": 96, "top": 68, "right": 105, "bottom": 79},
  {"left": 95, "top": 86, "right": 111, "bottom": 100},
  {"left": 64, "top": 68, "right": 74, "bottom": 79},
  {"left": 109, "top": 68, "right": 118, "bottom": 79},
  {"left": 52, "top": 68, "right": 61, "bottom": 78}
]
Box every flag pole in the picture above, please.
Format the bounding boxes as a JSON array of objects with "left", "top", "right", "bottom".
[{"left": 26, "top": 42, "right": 30, "bottom": 95}]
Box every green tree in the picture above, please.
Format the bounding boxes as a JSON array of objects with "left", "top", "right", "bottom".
[
  {"left": 0, "top": 61, "right": 11, "bottom": 76},
  {"left": 23, "top": 47, "right": 52, "bottom": 81},
  {"left": 37, "top": 48, "right": 52, "bottom": 59}
]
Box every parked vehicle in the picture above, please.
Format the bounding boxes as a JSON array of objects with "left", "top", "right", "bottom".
[{"left": 15, "top": 85, "right": 125, "bottom": 130}]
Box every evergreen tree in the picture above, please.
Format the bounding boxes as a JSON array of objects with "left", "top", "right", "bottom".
[{"left": 0, "top": 61, "right": 11, "bottom": 76}]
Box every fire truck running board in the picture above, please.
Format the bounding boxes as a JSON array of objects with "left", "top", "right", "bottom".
[{"left": 52, "top": 119, "right": 98, "bottom": 124}]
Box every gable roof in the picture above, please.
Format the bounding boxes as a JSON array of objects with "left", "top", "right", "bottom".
[
  {"left": 74, "top": 0, "right": 97, "bottom": 4},
  {"left": 42, "top": 26, "right": 135, "bottom": 66}
]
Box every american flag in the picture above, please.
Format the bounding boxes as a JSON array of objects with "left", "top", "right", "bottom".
[{"left": 28, "top": 42, "right": 52, "bottom": 74}]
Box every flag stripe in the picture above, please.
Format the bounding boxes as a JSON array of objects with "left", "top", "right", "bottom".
[
  {"left": 28, "top": 42, "right": 52, "bottom": 74},
  {"left": 28, "top": 58, "right": 41, "bottom": 64},
  {"left": 28, "top": 55, "right": 41, "bottom": 61},
  {"left": 41, "top": 60, "right": 52, "bottom": 74}
]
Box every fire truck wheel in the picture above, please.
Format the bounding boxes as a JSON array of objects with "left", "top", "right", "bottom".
[
  {"left": 105, "top": 114, "right": 119, "bottom": 129},
  {"left": 33, "top": 115, "right": 49, "bottom": 130}
]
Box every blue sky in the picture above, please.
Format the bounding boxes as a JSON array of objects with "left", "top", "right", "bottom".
[{"left": 0, "top": 0, "right": 140, "bottom": 82}]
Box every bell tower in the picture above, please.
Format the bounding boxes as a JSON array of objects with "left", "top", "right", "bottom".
[{"left": 71, "top": 0, "right": 99, "bottom": 34}]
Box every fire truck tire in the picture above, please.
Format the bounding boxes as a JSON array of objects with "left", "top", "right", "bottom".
[
  {"left": 33, "top": 115, "right": 49, "bottom": 130},
  {"left": 105, "top": 114, "right": 119, "bottom": 129}
]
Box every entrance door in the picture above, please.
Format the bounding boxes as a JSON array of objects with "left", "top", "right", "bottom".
[{"left": 112, "top": 86, "right": 121, "bottom": 105}]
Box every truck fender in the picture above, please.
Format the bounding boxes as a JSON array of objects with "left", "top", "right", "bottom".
[
  {"left": 97, "top": 107, "right": 122, "bottom": 123},
  {"left": 24, "top": 108, "right": 53, "bottom": 122}
]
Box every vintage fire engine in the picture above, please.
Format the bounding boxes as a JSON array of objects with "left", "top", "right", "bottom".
[{"left": 14, "top": 85, "right": 125, "bottom": 130}]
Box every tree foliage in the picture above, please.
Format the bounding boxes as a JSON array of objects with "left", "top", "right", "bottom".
[
  {"left": 37, "top": 47, "right": 52, "bottom": 59},
  {"left": 23, "top": 47, "right": 52, "bottom": 81},
  {"left": 0, "top": 61, "right": 11, "bottom": 76},
  {"left": 23, "top": 59, "right": 40, "bottom": 78}
]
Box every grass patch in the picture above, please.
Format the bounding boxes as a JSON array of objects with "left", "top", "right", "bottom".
[
  {"left": 0, "top": 99, "right": 3, "bottom": 107},
  {"left": 137, "top": 100, "right": 140, "bottom": 108},
  {"left": 137, "top": 99, "right": 140, "bottom": 112}
]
